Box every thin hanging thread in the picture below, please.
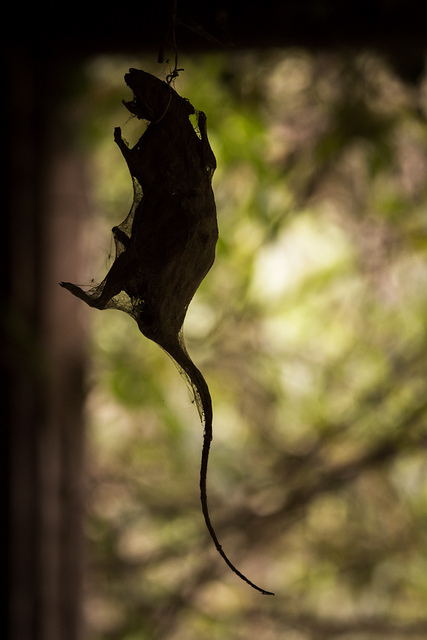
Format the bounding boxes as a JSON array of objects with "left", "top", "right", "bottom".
[
  {"left": 158, "top": 0, "right": 183, "bottom": 84},
  {"left": 152, "top": 0, "right": 182, "bottom": 124}
]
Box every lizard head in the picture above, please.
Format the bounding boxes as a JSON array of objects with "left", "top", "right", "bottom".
[{"left": 123, "top": 68, "right": 194, "bottom": 123}]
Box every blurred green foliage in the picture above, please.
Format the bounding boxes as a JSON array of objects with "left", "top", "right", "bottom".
[{"left": 77, "top": 50, "right": 427, "bottom": 639}]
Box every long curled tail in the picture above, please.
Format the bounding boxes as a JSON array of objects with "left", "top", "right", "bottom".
[{"left": 162, "top": 336, "right": 274, "bottom": 595}]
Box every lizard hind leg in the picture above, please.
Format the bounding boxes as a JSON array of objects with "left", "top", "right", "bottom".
[
  {"left": 59, "top": 281, "right": 105, "bottom": 308},
  {"left": 60, "top": 250, "right": 127, "bottom": 310}
]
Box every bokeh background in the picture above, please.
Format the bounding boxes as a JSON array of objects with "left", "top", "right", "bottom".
[{"left": 67, "top": 51, "right": 427, "bottom": 639}]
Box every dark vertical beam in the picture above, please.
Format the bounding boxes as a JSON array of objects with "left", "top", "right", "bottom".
[{"left": 5, "top": 50, "right": 89, "bottom": 640}]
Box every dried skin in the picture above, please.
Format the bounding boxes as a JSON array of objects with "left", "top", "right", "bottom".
[{"left": 61, "top": 69, "right": 273, "bottom": 595}]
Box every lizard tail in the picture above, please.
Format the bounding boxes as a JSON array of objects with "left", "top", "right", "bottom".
[{"left": 161, "top": 335, "right": 274, "bottom": 596}]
